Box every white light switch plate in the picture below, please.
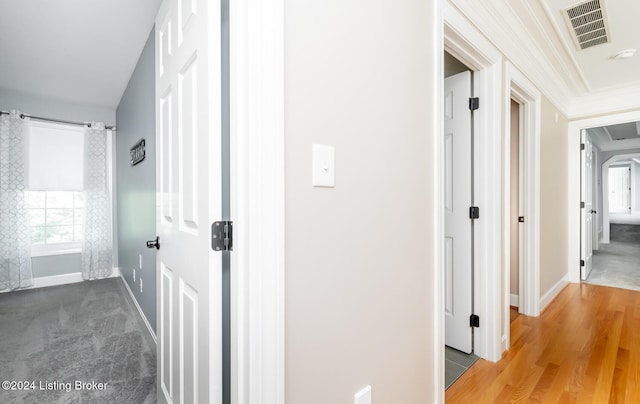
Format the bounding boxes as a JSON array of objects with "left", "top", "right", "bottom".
[
  {"left": 312, "top": 144, "right": 335, "bottom": 187},
  {"left": 354, "top": 386, "right": 371, "bottom": 404}
]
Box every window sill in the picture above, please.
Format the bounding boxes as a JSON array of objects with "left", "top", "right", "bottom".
[{"left": 31, "top": 244, "right": 82, "bottom": 257}]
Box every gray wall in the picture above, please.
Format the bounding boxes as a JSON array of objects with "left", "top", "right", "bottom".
[
  {"left": 115, "top": 28, "right": 157, "bottom": 332},
  {"left": 32, "top": 254, "right": 82, "bottom": 278}
]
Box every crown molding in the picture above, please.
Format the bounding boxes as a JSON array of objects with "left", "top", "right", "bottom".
[
  {"left": 449, "top": 0, "right": 571, "bottom": 116},
  {"left": 537, "top": 0, "right": 592, "bottom": 93},
  {"left": 568, "top": 82, "right": 640, "bottom": 119}
]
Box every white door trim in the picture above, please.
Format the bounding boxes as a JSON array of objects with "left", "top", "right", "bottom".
[
  {"left": 443, "top": 1, "right": 503, "bottom": 365},
  {"left": 433, "top": 3, "right": 444, "bottom": 402},
  {"left": 504, "top": 62, "right": 541, "bottom": 334},
  {"left": 567, "top": 110, "right": 640, "bottom": 283},
  {"left": 230, "top": 0, "right": 286, "bottom": 403}
]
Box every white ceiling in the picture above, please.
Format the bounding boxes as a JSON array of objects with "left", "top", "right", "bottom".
[
  {"left": 450, "top": 0, "right": 640, "bottom": 117},
  {"left": 0, "top": 0, "right": 637, "bottom": 116},
  {"left": 0, "top": 0, "right": 162, "bottom": 109},
  {"left": 541, "top": 0, "right": 640, "bottom": 92},
  {"left": 588, "top": 121, "right": 640, "bottom": 151}
]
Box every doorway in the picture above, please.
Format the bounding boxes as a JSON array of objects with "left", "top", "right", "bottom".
[
  {"left": 443, "top": 51, "right": 474, "bottom": 354},
  {"left": 509, "top": 99, "right": 524, "bottom": 316},
  {"left": 503, "top": 61, "right": 542, "bottom": 348},
  {"left": 443, "top": 51, "right": 479, "bottom": 389},
  {"left": 567, "top": 111, "right": 640, "bottom": 284},
  {"left": 582, "top": 145, "right": 640, "bottom": 291}
]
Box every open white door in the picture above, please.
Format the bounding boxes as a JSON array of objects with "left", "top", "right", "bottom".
[
  {"left": 444, "top": 71, "right": 473, "bottom": 354},
  {"left": 609, "top": 166, "right": 631, "bottom": 213},
  {"left": 580, "top": 130, "right": 594, "bottom": 280},
  {"left": 155, "top": 0, "right": 222, "bottom": 402}
]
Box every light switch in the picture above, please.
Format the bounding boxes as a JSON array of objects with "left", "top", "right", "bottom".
[
  {"left": 354, "top": 386, "right": 371, "bottom": 404},
  {"left": 312, "top": 144, "right": 335, "bottom": 187}
]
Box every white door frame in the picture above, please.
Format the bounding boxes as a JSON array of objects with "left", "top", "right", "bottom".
[
  {"left": 567, "top": 110, "right": 640, "bottom": 283},
  {"left": 441, "top": 1, "right": 503, "bottom": 364},
  {"left": 230, "top": 0, "right": 285, "bottom": 402},
  {"left": 503, "top": 63, "right": 542, "bottom": 344}
]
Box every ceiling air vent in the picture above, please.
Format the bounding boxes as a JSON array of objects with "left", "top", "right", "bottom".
[{"left": 562, "top": 0, "right": 611, "bottom": 50}]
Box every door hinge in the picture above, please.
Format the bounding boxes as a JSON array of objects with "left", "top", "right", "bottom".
[
  {"left": 469, "top": 97, "right": 479, "bottom": 111},
  {"left": 580, "top": 201, "right": 585, "bottom": 208},
  {"left": 469, "top": 206, "right": 480, "bottom": 219},
  {"left": 580, "top": 259, "right": 585, "bottom": 267},
  {"left": 211, "top": 221, "right": 233, "bottom": 251},
  {"left": 580, "top": 143, "right": 585, "bottom": 150},
  {"left": 470, "top": 314, "right": 480, "bottom": 328}
]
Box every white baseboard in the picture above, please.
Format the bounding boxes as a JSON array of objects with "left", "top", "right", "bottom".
[
  {"left": 540, "top": 274, "right": 569, "bottom": 312},
  {"left": 118, "top": 271, "right": 157, "bottom": 345},
  {"left": 510, "top": 294, "right": 519, "bottom": 307},
  {"left": 1, "top": 267, "right": 120, "bottom": 294}
]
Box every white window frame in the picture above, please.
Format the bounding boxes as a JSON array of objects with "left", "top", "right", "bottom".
[{"left": 26, "top": 121, "right": 86, "bottom": 257}]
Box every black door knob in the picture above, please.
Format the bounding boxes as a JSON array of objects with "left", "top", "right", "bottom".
[{"left": 146, "top": 236, "right": 160, "bottom": 250}]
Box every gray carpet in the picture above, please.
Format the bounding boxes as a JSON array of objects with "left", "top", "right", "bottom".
[
  {"left": 0, "top": 278, "right": 156, "bottom": 403},
  {"left": 445, "top": 346, "right": 478, "bottom": 389},
  {"left": 586, "top": 224, "right": 640, "bottom": 292}
]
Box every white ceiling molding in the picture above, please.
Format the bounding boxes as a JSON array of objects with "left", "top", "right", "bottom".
[
  {"left": 449, "top": 0, "right": 572, "bottom": 116},
  {"left": 569, "top": 82, "right": 640, "bottom": 118},
  {"left": 449, "top": 0, "right": 640, "bottom": 120},
  {"left": 538, "top": 0, "right": 592, "bottom": 92},
  {"left": 443, "top": 2, "right": 502, "bottom": 71}
]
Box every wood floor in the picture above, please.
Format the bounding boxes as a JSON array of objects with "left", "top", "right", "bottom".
[{"left": 446, "top": 282, "right": 640, "bottom": 403}]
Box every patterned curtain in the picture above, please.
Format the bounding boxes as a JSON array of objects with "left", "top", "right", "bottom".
[
  {"left": 81, "top": 122, "right": 113, "bottom": 279},
  {"left": 0, "top": 111, "right": 33, "bottom": 290}
]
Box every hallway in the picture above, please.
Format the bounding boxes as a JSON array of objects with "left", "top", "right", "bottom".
[
  {"left": 446, "top": 283, "right": 640, "bottom": 403},
  {"left": 586, "top": 224, "right": 640, "bottom": 292},
  {"left": 587, "top": 240, "right": 640, "bottom": 292}
]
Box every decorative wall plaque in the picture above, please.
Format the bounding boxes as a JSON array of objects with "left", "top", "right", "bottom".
[{"left": 130, "top": 138, "right": 146, "bottom": 166}]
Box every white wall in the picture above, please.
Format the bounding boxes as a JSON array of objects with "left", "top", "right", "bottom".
[{"left": 284, "top": 0, "right": 438, "bottom": 402}]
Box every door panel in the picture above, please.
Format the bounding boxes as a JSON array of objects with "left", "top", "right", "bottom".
[
  {"left": 581, "top": 131, "right": 593, "bottom": 280},
  {"left": 444, "top": 71, "right": 473, "bottom": 354},
  {"left": 609, "top": 166, "right": 630, "bottom": 213},
  {"left": 156, "top": 0, "right": 222, "bottom": 402}
]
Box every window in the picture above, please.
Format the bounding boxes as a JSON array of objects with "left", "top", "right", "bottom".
[
  {"left": 29, "top": 191, "right": 84, "bottom": 248},
  {"left": 27, "top": 121, "right": 86, "bottom": 256}
]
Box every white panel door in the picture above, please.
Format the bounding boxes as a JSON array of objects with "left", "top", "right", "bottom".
[
  {"left": 156, "top": 0, "right": 222, "bottom": 402},
  {"left": 581, "top": 131, "right": 594, "bottom": 280},
  {"left": 609, "top": 166, "right": 630, "bottom": 213},
  {"left": 444, "top": 71, "right": 473, "bottom": 354}
]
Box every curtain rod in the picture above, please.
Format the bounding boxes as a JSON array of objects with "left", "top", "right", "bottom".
[{"left": 0, "top": 110, "right": 116, "bottom": 130}]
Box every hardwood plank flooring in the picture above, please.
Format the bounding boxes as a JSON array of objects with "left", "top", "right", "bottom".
[{"left": 446, "top": 283, "right": 640, "bottom": 403}]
